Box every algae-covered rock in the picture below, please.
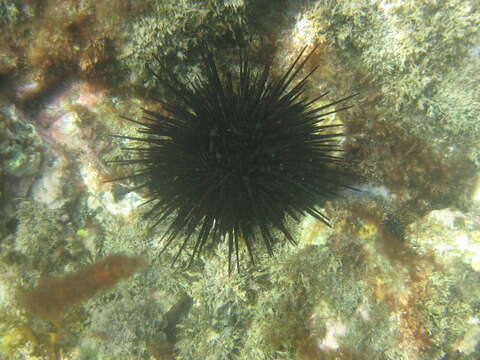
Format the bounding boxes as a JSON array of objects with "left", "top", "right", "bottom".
[
  {"left": 119, "top": 0, "right": 249, "bottom": 89},
  {"left": 1, "top": 0, "right": 480, "bottom": 359},
  {"left": 298, "top": 0, "right": 480, "bottom": 162},
  {"left": 0, "top": 0, "right": 19, "bottom": 27}
]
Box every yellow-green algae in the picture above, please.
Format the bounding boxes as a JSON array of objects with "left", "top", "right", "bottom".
[
  {"left": 1, "top": 0, "right": 480, "bottom": 359},
  {"left": 300, "top": 0, "right": 480, "bottom": 162}
]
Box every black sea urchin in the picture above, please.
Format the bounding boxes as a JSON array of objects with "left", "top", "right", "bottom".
[{"left": 112, "top": 45, "right": 356, "bottom": 271}]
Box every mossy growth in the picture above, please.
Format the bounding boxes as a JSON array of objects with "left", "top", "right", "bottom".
[
  {"left": 415, "top": 262, "right": 480, "bottom": 360},
  {"left": 120, "top": 0, "right": 252, "bottom": 90},
  {"left": 13, "top": 201, "right": 90, "bottom": 273},
  {"left": 0, "top": 200, "right": 91, "bottom": 358},
  {"left": 0, "top": 201, "right": 151, "bottom": 358},
  {"left": 172, "top": 232, "right": 397, "bottom": 360},
  {"left": 0, "top": 282, "right": 90, "bottom": 360},
  {"left": 0, "top": 109, "right": 42, "bottom": 178},
  {"left": 169, "top": 205, "right": 480, "bottom": 360},
  {"left": 0, "top": 0, "right": 19, "bottom": 27},
  {"left": 301, "top": 0, "right": 480, "bottom": 161},
  {"left": 174, "top": 244, "right": 253, "bottom": 360},
  {"left": 238, "top": 239, "right": 400, "bottom": 360},
  {"left": 82, "top": 298, "right": 167, "bottom": 360}
]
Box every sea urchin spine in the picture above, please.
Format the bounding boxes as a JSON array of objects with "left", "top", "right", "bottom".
[{"left": 111, "top": 45, "right": 357, "bottom": 272}]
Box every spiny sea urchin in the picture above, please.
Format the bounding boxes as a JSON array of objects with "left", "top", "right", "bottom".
[{"left": 111, "top": 45, "right": 356, "bottom": 271}]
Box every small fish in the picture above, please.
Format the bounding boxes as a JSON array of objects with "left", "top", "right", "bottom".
[{"left": 19, "top": 254, "right": 146, "bottom": 320}]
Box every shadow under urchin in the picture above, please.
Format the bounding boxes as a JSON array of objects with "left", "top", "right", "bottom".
[{"left": 110, "top": 44, "right": 357, "bottom": 272}]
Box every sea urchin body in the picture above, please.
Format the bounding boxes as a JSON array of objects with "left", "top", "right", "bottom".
[{"left": 112, "top": 45, "right": 356, "bottom": 271}]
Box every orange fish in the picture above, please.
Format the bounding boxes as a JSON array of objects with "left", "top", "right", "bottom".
[{"left": 20, "top": 254, "right": 146, "bottom": 320}]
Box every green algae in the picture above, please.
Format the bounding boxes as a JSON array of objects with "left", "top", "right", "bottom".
[
  {"left": 301, "top": 0, "right": 480, "bottom": 162},
  {"left": 119, "top": 0, "right": 250, "bottom": 90},
  {"left": 0, "top": 0, "right": 19, "bottom": 27},
  {"left": 1, "top": 0, "right": 480, "bottom": 359}
]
